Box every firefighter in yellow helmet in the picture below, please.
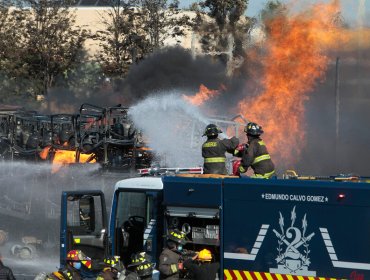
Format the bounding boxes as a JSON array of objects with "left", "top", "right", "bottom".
[
  {"left": 239, "top": 122, "right": 275, "bottom": 179},
  {"left": 202, "top": 124, "right": 239, "bottom": 174},
  {"left": 96, "top": 256, "right": 125, "bottom": 280},
  {"left": 158, "top": 229, "right": 188, "bottom": 280},
  {"left": 183, "top": 249, "right": 220, "bottom": 280}
]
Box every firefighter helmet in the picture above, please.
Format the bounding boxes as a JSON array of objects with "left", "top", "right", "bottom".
[
  {"left": 197, "top": 249, "right": 212, "bottom": 262},
  {"left": 244, "top": 122, "right": 263, "bottom": 136},
  {"left": 66, "top": 250, "right": 91, "bottom": 269},
  {"left": 128, "top": 252, "right": 151, "bottom": 267},
  {"left": 136, "top": 262, "right": 155, "bottom": 277},
  {"left": 202, "top": 124, "right": 222, "bottom": 137},
  {"left": 167, "top": 229, "right": 188, "bottom": 245},
  {"left": 103, "top": 256, "right": 124, "bottom": 271}
]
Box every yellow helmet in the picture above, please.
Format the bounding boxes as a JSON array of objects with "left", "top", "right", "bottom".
[{"left": 197, "top": 249, "right": 212, "bottom": 262}]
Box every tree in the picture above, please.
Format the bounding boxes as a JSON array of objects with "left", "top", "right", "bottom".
[
  {"left": 194, "top": 0, "right": 251, "bottom": 75},
  {"left": 140, "top": 0, "right": 189, "bottom": 51},
  {"left": 96, "top": 0, "right": 149, "bottom": 78},
  {"left": 96, "top": 0, "right": 190, "bottom": 79},
  {"left": 199, "top": 0, "right": 248, "bottom": 31},
  {"left": 0, "top": 1, "right": 32, "bottom": 102},
  {"left": 22, "top": 0, "right": 89, "bottom": 97}
]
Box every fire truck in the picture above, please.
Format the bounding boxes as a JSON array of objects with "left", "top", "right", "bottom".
[{"left": 60, "top": 169, "right": 370, "bottom": 280}]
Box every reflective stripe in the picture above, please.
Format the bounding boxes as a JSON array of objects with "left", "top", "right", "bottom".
[
  {"left": 239, "top": 166, "right": 246, "bottom": 173},
  {"left": 204, "top": 157, "right": 226, "bottom": 163},
  {"left": 252, "top": 170, "right": 276, "bottom": 179},
  {"left": 170, "top": 264, "right": 178, "bottom": 273},
  {"left": 258, "top": 140, "right": 265, "bottom": 146},
  {"left": 203, "top": 142, "right": 218, "bottom": 148},
  {"left": 252, "top": 154, "right": 271, "bottom": 165}
]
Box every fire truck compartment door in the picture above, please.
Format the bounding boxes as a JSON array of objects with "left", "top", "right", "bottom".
[
  {"left": 162, "top": 176, "right": 222, "bottom": 207},
  {"left": 60, "top": 190, "right": 107, "bottom": 266},
  {"left": 166, "top": 206, "right": 219, "bottom": 218}
]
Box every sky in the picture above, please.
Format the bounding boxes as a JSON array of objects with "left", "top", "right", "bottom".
[{"left": 179, "top": 0, "right": 369, "bottom": 26}]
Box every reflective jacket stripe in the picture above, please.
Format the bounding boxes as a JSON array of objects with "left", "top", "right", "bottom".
[
  {"left": 204, "top": 157, "right": 226, "bottom": 163},
  {"left": 252, "top": 154, "right": 271, "bottom": 165},
  {"left": 253, "top": 170, "right": 276, "bottom": 179}
]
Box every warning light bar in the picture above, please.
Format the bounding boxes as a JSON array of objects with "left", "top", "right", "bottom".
[{"left": 138, "top": 167, "right": 203, "bottom": 176}]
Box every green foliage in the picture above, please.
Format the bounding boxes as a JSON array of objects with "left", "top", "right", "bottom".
[
  {"left": 96, "top": 0, "right": 191, "bottom": 79},
  {"left": 0, "top": 0, "right": 90, "bottom": 101},
  {"left": 199, "top": 0, "right": 248, "bottom": 30},
  {"left": 195, "top": 0, "right": 251, "bottom": 74},
  {"left": 23, "top": 0, "right": 90, "bottom": 96},
  {"left": 96, "top": 0, "right": 149, "bottom": 78}
]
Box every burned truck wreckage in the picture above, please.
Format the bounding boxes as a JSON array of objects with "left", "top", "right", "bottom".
[
  {"left": 0, "top": 103, "right": 153, "bottom": 259},
  {"left": 0, "top": 103, "right": 152, "bottom": 169}
]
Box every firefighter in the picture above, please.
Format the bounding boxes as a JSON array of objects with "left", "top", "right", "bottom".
[
  {"left": 96, "top": 256, "right": 125, "bottom": 280},
  {"left": 202, "top": 124, "right": 239, "bottom": 175},
  {"left": 40, "top": 250, "right": 89, "bottom": 280},
  {"left": 238, "top": 122, "right": 275, "bottom": 179},
  {"left": 183, "top": 249, "right": 220, "bottom": 280},
  {"left": 0, "top": 253, "right": 15, "bottom": 280},
  {"left": 158, "top": 229, "right": 188, "bottom": 279},
  {"left": 126, "top": 252, "right": 155, "bottom": 280}
]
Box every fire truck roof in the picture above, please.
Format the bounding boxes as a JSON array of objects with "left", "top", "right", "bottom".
[{"left": 114, "top": 177, "right": 163, "bottom": 191}]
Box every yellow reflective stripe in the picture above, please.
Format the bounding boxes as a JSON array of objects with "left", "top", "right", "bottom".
[
  {"left": 252, "top": 154, "right": 271, "bottom": 165},
  {"left": 171, "top": 232, "right": 185, "bottom": 239},
  {"left": 258, "top": 140, "right": 265, "bottom": 146},
  {"left": 252, "top": 170, "right": 275, "bottom": 179},
  {"left": 170, "top": 264, "right": 178, "bottom": 273},
  {"left": 204, "top": 157, "right": 226, "bottom": 163},
  {"left": 74, "top": 238, "right": 80, "bottom": 244},
  {"left": 239, "top": 166, "right": 246, "bottom": 173},
  {"left": 203, "top": 142, "right": 218, "bottom": 148}
]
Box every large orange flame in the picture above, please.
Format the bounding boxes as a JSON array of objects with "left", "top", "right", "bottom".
[
  {"left": 238, "top": 1, "right": 348, "bottom": 167},
  {"left": 183, "top": 84, "right": 221, "bottom": 106},
  {"left": 52, "top": 150, "right": 96, "bottom": 173},
  {"left": 40, "top": 146, "right": 96, "bottom": 173}
]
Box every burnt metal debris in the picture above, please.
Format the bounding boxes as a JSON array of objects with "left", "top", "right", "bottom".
[{"left": 0, "top": 103, "right": 152, "bottom": 169}]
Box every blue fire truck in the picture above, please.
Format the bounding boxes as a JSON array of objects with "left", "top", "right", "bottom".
[{"left": 60, "top": 171, "right": 370, "bottom": 280}]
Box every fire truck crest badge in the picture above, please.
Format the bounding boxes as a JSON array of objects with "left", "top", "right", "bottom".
[{"left": 269, "top": 206, "right": 317, "bottom": 276}]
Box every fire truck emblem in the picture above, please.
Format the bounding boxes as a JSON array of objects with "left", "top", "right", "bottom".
[{"left": 270, "top": 206, "right": 317, "bottom": 276}]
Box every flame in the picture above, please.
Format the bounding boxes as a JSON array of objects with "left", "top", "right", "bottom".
[
  {"left": 183, "top": 84, "right": 221, "bottom": 106},
  {"left": 40, "top": 146, "right": 96, "bottom": 173},
  {"left": 39, "top": 146, "right": 51, "bottom": 160},
  {"left": 52, "top": 150, "right": 96, "bottom": 173},
  {"left": 238, "top": 1, "right": 348, "bottom": 166}
]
